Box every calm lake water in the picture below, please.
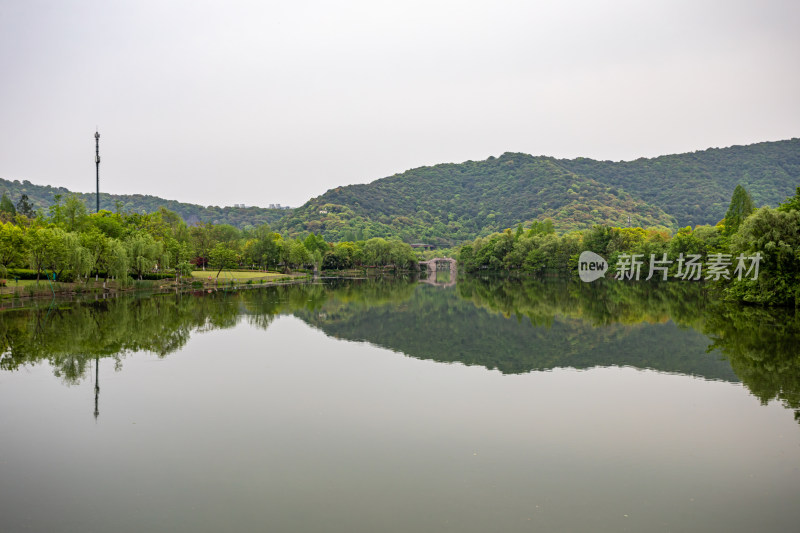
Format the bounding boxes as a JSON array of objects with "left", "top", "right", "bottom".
[{"left": 1, "top": 277, "right": 799, "bottom": 532}]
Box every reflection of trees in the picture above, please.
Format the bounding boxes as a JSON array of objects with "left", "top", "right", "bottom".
[
  {"left": 1, "top": 295, "right": 224, "bottom": 382},
  {"left": 0, "top": 280, "right": 419, "bottom": 385},
  {"left": 296, "top": 279, "right": 734, "bottom": 379},
  {"left": 298, "top": 277, "right": 800, "bottom": 423},
  {"left": 457, "top": 276, "right": 711, "bottom": 329},
  {"left": 455, "top": 277, "right": 800, "bottom": 423},
  {"left": 704, "top": 304, "right": 800, "bottom": 421},
  {"left": 0, "top": 296, "right": 200, "bottom": 383},
  {"left": 3, "top": 277, "right": 799, "bottom": 423}
]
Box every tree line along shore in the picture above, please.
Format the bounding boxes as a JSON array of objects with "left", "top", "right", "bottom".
[
  {"left": 0, "top": 192, "right": 421, "bottom": 299},
  {"left": 1, "top": 185, "right": 799, "bottom": 306},
  {"left": 457, "top": 186, "right": 800, "bottom": 306}
]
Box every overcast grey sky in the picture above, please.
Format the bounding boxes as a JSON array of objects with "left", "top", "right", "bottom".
[{"left": 1, "top": 0, "right": 798, "bottom": 208}]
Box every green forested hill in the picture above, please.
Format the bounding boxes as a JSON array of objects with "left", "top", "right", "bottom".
[
  {"left": 0, "top": 178, "right": 289, "bottom": 229},
  {"left": 276, "top": 139, "right": 799, "bottom": 243},
  {"left": 556, "top": 138, "right": 800, "bottom": 227},
  {"left": 277, "top": 154, "right": 676, "bottom": 245}
]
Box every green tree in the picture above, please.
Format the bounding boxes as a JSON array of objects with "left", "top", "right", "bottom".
[
  {"left": 388, "top": 240, "right": 417, "bottom": 269},
  {"left": 190, "top": 223, "right": 216, "bottom": 270},
  {"left": 528, "top": 218, "right": 555, "bottom": 236},
  {"left": 105, "top": 239, "right": 129, "bottom": 281},
  {"left": 125, "top": 232, "right": 163, "bottom": 279},
  {"left": 212, "top": 224, "right": 241, "bottom": 244},
  {"left": 242, "top": 226, "right": 284, "bottom": 270},
  {"left": 209, "top": 243, "right": 240, "bottom": 278},
  {"left": 582, "top": 225, "right": 614, "bottom": 255},
  {"left": 311, "top": 250, "right": 323, "bottom": 272},
  {"left": 0, "top": 193, "right": 17, "bottom": 218},
  {"left": 458, "top": 244, "right": 475, "bottom": 270},
  {"left": 25, "top": 226, "right": 66, "bottom": 281},
  {"left": 62, "top": 194, "right": 89, "bottom": 232},
  {"left": 363, "top": 238, "right": 390, "bottom": 266},
  {"left": 287, "top": 239, "right": 310, "bottom": 270},
  {"left": 666, "top": 225, "right": 725, "bottom": 262},
  {"left": 322, "top": 242, "right": 354, "bottom": 270},
  {"left": 81, "top": 229, "right": 109, "bottom": 276},
  {"left": 176, "top": 260, "right": 194, "bottom": 278},
  {"left": 728, "top": 207, "right": 800, "bottom": 306},
  {"left": 0, "top": 222, "right": 25, "bottom": 276},
  {"left": 63, "top": 231, "right": 93, "bottom": 280},
  {"left": 723, "top": 185, "right": 754, "bottom": 236},
  {"left": 88, "top": 210, "right": 125, "bottom": 239},
  {"left": 778, "top": 186, "right": 800, "bottom": 213},
  {"left": 48, "top": 194, "right": 65, "bottom": 227},
  {"left": 303, "top": 233, "right": 328, "bottom": 256},
  {"left": 15, "top": 194, "right": 35, "bottom": 218}
]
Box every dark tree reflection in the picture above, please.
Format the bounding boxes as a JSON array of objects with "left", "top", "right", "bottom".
[{"left": 2, "top": 277, "right": 799, "bottom": 422}]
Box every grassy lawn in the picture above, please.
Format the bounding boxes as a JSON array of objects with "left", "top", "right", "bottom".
[
  {"left": 0, "top": 271, "right": 299, "bottom": 299},
  {"left": 0, "top": 279, "right": 70, "bottom": 298},
  {"left": 4, "top": 279, "right": 40, "bottom": 287},
  {"left": 190, "top": 270, "right": 287, "bottom": 282},
  {"left": 1, "top": 279, "right": 53, "bottom": 293}
]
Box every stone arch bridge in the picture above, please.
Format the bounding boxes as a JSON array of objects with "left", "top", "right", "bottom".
[{"left": 418, "top": 257, "right": 457, "bottom": 287}]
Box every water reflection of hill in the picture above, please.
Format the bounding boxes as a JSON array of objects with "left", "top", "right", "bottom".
[
  {"left": 456, "top": 278, "right": 800, "bottom": 422},
  {"left": 295, "top": 277, "right": 800, "bottom": 421},
  {"left": 294, "top": 279, "right": 735, "bottom": 381}
]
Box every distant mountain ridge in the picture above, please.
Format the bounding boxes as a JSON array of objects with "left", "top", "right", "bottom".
[
  {"left": 277, "top": 153, "right": 677, "bottom": 244},
  {"left": 276, "top": 138, "right": 800, "bottom": 244},
  {"left": 2, "top": 138, "right": 798, "bottom": 242},
  {"left": 556, "top": 138, "right": 800, "bottom": 228},
  {"left": 0, "top": 179, "right": 289, "bottom": 229}
]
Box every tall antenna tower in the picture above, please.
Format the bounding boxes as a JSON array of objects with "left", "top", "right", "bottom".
[{"left": 94, "top": 130, "right": 101, "bottom": 213}]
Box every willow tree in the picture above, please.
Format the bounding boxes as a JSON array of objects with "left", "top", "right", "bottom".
[
  {"left": 125, "top": 232, "right": 162, "bottom": 279},
  {"left": 26, "top": 227, "right": 66, "bottom": 282},
  {"left": 0, "top": 222, "right": 25, "bottom": 276}
]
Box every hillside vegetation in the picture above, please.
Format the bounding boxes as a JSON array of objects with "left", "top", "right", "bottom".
[
  {"left": 277, "top": 139, "right": 799, "bottom": 244},
  {"left": 2, "top": 138, "right": 798, "bottom": 243},
  {"left": 277, "top": 154, "right": 676, "bottom": 245},
  {"left": 0, "top": 179, "right": 289, "bottom": 229},
  {"left": 557, "top": 138, "right": 800, "bottom": 227}
]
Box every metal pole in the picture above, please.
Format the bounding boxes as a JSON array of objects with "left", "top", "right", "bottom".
[
  {"left": 94, "top": 356, "right": 100, "bottom": 419},
  {"left": 95, "top": 131, "right": 100, "bottom": 213}
]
